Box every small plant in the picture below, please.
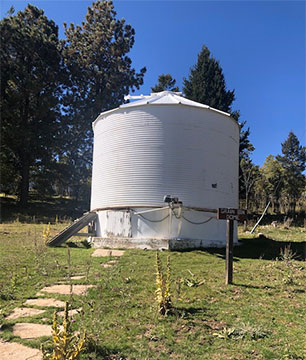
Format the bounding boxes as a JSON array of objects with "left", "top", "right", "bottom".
[
  {"left": 155, "top": 251, "right": 172, "bottom": 316},
  {"left": 42, "top": 302, "right": 86, "bottom": 360},
  {"left": 279, "top": 245, "right": 296, "bottom": 263},
  {"left": 43, "top": 223, "right": 51, "bottom": 243},
  {"left": 184, "top": 270, "right": 205, "bottom": 287},
  {"left": 283, "top": 217, "right": 293, "bottom": 229},
  {"left": 213, "top": 322, "right": 268, "bottom": 340}
]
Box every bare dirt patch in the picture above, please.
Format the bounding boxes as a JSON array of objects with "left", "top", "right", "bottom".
[
  {"left": 92, "top": 249, "right": 125, "bottom": 257},
  {"left": 6, "top": 307, "right": 45, "bottom": 320},
  {"left": 24, "top": 298, "right": 65, "bottom": 308},
  {"left": 40, "top": 284, "right": 95, "bottom": 295},
  {"left": 0, "top": 340, "right": 42, "bottom": 360},
  {"left": 12, "top": 323, "right": 52, "bottom": 339}
]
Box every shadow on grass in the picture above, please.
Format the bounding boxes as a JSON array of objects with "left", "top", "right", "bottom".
[
  {"left": 85, "top": 338, "right": 128, "bottom": 360},
  {"left": 233, "top": 283, "right": 275, "bottom": 290},
  {"left": 173, "top": 306, "right": 208, "bottom": 319},
  {"left": 204, "top": 237, "right": 306, "bottom": 261}
]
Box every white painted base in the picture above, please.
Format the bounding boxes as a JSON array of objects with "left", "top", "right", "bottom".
[{"left": 92, "top": 208, "right": 238, "bottom": 249}]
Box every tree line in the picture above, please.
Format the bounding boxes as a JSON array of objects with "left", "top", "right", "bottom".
[
  {"left": 1, "top": 1, "right": 305, "bottom": 217},
  {"left": 240, "top": 132, "right": 305, "bottom": 216}
]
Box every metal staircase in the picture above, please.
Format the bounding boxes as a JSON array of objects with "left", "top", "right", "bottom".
[{"left": 47, "top": 211, "right": 97, "bottom": 247}]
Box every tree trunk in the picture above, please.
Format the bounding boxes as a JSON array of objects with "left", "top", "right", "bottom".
[
  {"left": 244, "top": 193, "right": 249, "bottom": 231},
  {"left": 19, "top": 156, "right": 29, "bottom": 206}
]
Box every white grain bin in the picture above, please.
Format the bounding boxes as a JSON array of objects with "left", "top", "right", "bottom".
[{"left": 90, "top": 91, "right": 239, "bottom": 250}]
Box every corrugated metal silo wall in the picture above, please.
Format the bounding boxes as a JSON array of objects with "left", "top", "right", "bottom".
[{"left": 91, "top": 105, "right": 239, "bottom": 211}]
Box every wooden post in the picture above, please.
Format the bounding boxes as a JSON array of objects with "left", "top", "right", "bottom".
[{"left": 225, "top": 219, "right": 234, "bottom": 285}]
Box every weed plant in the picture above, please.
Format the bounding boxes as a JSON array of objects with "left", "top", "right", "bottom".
[
  {"left": 155, "top": 251, "right": 172, "bottom": 316},
  {"left": 42, "top": 302, "right": 86, "bottom": 360}
]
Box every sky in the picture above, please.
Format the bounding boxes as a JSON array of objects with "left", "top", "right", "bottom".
[{"left": 1, "top": 0, "right": 305, "bottom": 167}]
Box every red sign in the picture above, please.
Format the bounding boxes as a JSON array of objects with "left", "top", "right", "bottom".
[{"left": 217, "top": 208, "right": 247, "bottom": 221}]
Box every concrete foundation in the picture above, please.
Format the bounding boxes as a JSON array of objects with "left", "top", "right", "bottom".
[{"left": 90, "top": 236, "right": 229, "bottom": 250}]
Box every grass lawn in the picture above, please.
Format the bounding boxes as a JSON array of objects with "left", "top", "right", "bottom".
[{"left": 0, "top": 221, "right": 305, "bottom": 359}]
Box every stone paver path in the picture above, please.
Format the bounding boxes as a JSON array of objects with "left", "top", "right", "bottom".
[
  {"left": 0, "top": 341, "right": 42, "bottom": 360},
  {"left": 40, "top": 284, "right": 94, "bottom": 296},
  {"left": 24, "top": 298, "right": 66, "bottom": 307},
  {"left": 12, "top": 323, "right": 52, "bottom": 339},
  {"left": 6, "top": 307, "right": 45, "bottom": 320},
  {"left": 3, "top": 258, "right": 113, "bottom": 358},
  {"left": 92, "top": 249, "right": 125, "bottom": 257}
]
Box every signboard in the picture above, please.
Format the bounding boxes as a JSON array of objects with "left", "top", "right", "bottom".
[{"left": 217, "top": 208, "right": 247, "bottom": 221}]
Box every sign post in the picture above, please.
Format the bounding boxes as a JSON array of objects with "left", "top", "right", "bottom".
[
  {"left": 225, "top": 219, "right": 234, "bottom": 285},
  {"left": 217, "top": 208, "right": 247, "bottom": 285}
]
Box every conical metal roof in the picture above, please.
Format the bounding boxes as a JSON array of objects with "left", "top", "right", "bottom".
[
  {"left": 121, "top": 91, "right": 230, "bottom": 116},
  {"left": 93, "top": 91, "right": 232, "bottom": 128}
]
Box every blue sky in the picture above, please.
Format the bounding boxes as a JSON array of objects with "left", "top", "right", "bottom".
[{"left": 1, "top": 0, "right": 305, "bottom": 166}]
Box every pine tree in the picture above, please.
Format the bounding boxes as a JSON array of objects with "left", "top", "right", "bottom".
[
  {"left": 151, "top": 74, "right": 179, "bottom": 92},
  {"left": 276, "top": 132, "right": 305, "bottom": 214},
  {"left": 0, "top": 5, "right": 65, "bottom": 205},
  {"left": 183, "top": 45, "right": 235, "bottom": 113},
  {"left": 60, "top": 0, "right": 146, "bottom": 201}
]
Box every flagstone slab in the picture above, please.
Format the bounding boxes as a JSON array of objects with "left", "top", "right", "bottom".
[
  {"left": 6, "top": 307, "right": 45, "bottom": 320},
  {"left": 108, "top": 260, "right": 119, "bottom": 264},
  {"left": 57, "top": 308, "right": 82, "bottom": 317},
  {"left": 71, "top": 275, "right": 85, "bottom": 280},
  {"left": 13, "top": 323, "right": 52, "bottom": 339},
  {"left": 92, "top": 249, "right": 125, "bottom": 257},
  {"left": 0, "top": 340, "right": 42, "bottom": 360},
  {"left": 101, "top": 264, "right": 113, "bottom": 268},
  {"left": 40, "top": 284, "right": 94, "bottom": 296},
  {"left": 24, "top": 298, "right": 65, "bottom": 308}
]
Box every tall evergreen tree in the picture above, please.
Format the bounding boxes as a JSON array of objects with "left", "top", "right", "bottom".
[
  {"left": 0, "top": 5, "right": 65, "bottom": 205},
  {"left": 151, "top": 74, "right": 179, "bottom": 92},
  {"left": 183, "top": 45, "right": 234, "bottom": 112},
  {"left": 277, "top": 131, "right": 305, "bottom": 174},
  {"left": 276, "top": 131, "right": 305, "bottom": 214},
  {"left": 60, "top": 0, "right": 146, "bottom": 201}
]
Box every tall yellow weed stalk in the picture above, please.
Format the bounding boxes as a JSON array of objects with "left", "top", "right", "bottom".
[
  {"left": 42, "top": 302, "right": 86, "bottom": 360},
  {"left": 155, "top": 251, "right": 172, "bottom": 316},
  {"left": 42, "top": 223, "right": 51, "bottom": 243}
]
